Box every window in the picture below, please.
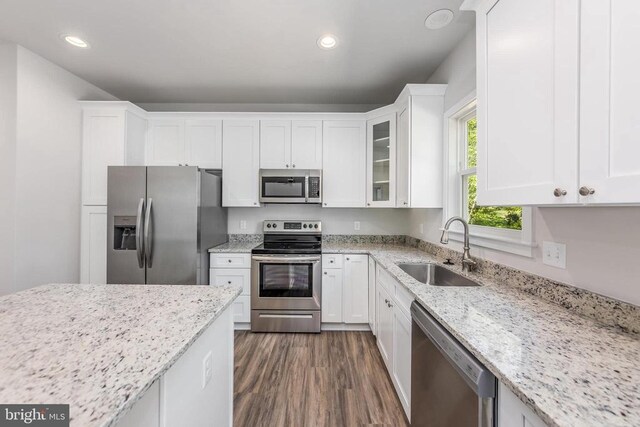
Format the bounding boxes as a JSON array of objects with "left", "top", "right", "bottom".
[{"left": 444, "top": 92, "right": 534, "bottom": 257}]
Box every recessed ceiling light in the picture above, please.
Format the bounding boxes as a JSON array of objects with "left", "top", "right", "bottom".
[
  {"left": 317, "top": 34, "right": 338, "bottom": 50},
  {"left": 425, "top": 9, "right": 454, "bottom": 30},
  {"left": 61, "top": 35, "right": 89, "bottom": 48}
]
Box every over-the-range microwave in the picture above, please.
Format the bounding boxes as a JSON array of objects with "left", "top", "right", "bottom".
[{"left": 259, "top": 169, "right": 322, "bottom": 204}]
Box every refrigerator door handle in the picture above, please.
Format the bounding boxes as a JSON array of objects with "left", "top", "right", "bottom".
[
  {"left": 144, "top": 198, "right": 153, "bottom": 268},
  {"left": 136, "top": 198, "right": 145, "bottom": 268}
]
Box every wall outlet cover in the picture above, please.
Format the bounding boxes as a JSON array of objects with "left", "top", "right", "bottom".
[
  {"left": 202, "top": 351, "right": 213, "bottom": 389},
  {"left": 542, "top": 241, "right": 566, "bottom": 269},
  {"left": 240, "top": 220, "right": 247, "bottom": 230},
  {"left": 354, "top": 221, "right": 361, "bottom": 231}
]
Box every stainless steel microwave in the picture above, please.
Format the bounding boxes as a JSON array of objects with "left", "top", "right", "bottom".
[{"left": 259, "top": 169, "right": 322, "bottom": 204}]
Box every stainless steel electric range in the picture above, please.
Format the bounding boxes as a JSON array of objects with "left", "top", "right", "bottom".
[{"left": 251, "top": 220, "right": 322, "bottom": 333}]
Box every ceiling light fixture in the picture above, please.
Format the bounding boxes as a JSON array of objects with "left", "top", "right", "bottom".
[
  {"left": 62, "top": 35, "right": 89, "bottom": 48},
  {"left": 424, "top": 9, "right": 454, "bottom": 30},
  {"left": 317, "top": 34, "right": 338, "bottom": 50}
]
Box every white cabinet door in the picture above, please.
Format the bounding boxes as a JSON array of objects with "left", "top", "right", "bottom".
[
  {"left": 82, "top": 110, "right": 126, "bottom": 205},
  {"left": 291, "top": 120, "right": 323, "bottom": 169},
  {"left": 474, "top": 0, "right": 580, "bottom": 205},
  {"left": 321, "top": 268, "right": 343, "bottom": 323},
  {"left": 392, "top": 306, "right": 412, "bottom": 418},
  {"left": 222, "top": 120, "right": 260, "bottom": 207},
  {"left": 185, "top": 119, "right": 222, "bottom": 169},
  {"left": 396, "top": 106, "right": 409, "bottom": 208},
  {"left": 147, "top": 119, "right": 185, "bottom": 166},
  {"left": 376, "top": 285, "right": 394, "bottom": 371},
  {"left": 367, "top": 113, "right": 396, "bottom": 207},
  {"left": 80, "top": 206, "right": 107, "bottom": 284},
  {"left": 322, "top": 120, "right": 366, "bottom": 207},
  {"left": 260, "top": 120, "right": 292, "bottom": 169},
  {"left": 579, "top": 0, "right": 640, "bottom": 204},
  {"left": 368, "top": 256, "right": 377, "bottom": 335},
  {"left": 498, "top": 382, "right": 547, "bottom": 427},
  {"left": 342, "top": 255, "right": 369, "bottom": 324}
]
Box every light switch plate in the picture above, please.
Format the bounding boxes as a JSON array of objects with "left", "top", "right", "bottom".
[
  {"left": 542, "top": 241, "right": 566, "bottom": 269},
  {"left": 202, "top": 351, "right": 213, "bottom": 389},
  {"left": 354, "top": 221, "right": 361, "bottom": 231}
]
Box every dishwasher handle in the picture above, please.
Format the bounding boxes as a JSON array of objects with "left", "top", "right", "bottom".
[{"left": 411, "top": 301, "right": 496, "bottom": 398}]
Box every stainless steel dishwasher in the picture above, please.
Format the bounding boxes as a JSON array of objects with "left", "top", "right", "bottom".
[{"left": 411, "top": 301, "right": 497, "bottom": 426}]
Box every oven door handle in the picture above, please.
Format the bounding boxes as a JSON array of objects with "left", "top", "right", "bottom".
[{"left": 252, "top": 255, "right": 321, "bottom": 263}]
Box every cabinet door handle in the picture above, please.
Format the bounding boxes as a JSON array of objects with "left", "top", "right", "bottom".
[
  {"left": 324, "top": 271, "right": 327, "bottom": 275},
  {"left": 579, "top": 186, "right": 595, "bottom": 196},
  {"left": 384, "top": 299, "right": 389, "bottom": 304},
  {"left": 346, "top": 257, "right": 350, "bottom": 261},
  {"left": 553, "top": 188, "right": 567, "bottom": 197},
  {"left": 367, "top": 203, "right": 371, "bottom": 206},
  {"left": 286, "top": 164, "right": 289, "bottom": 168},
  {"left": 292, "top": 164, "right": 296, "bottom": 168},
  {"left": 228, "top": 259, "right": 232, "bottom": 263},
  {"left": 227, "top": 280, "right": 232, "bottom": 284}
]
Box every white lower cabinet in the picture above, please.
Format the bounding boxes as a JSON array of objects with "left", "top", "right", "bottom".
[
  {"left": 210, "top": 253, "right": 251, "bottom": 327},
  {"left": 116, "top": 305, "right": 233, "bottom": 427},
  {"left": 498, "top": 382, "right": 547, "bottom": 427},
  {"left": 80, "top": 205, "right": 107, "bottom": 284},
  {"left": 375, "top": 264, "right": 412, "bottom": 420},
  {"left": 322, "top": 254, "right": 369, "bottom": 325},
  {"left": 368, "top": 256, "right": 377, "bottom": 335},
  {"left": 321, "top": 267, "right": 343, "bottom": 323}
]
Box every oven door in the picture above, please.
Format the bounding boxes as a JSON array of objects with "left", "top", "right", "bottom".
[
  {"left": 251, "top": 254, "right": 322, "bottom": 311},
  {"left": 260, "top": 175, "right": 307, "bottom": 203}
]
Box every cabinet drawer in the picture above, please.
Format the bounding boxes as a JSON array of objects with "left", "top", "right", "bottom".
[
  {"left": 210, "top": 253, "right": 251, "bottom": 269},
  {"left": 209, "top": 268, "right": 250, "bottom": 295},
  {"left": 376, "top": 265, "right": 395, "bottom": 293},
  {"left": 322, "top": 254, "right": 343, "bottom": 269},
  {"left": 394, "top": 283, "right": 413, "bottom": 318},
  {"left": 233, "top": 295, "right": 251, "bottom": 323}
]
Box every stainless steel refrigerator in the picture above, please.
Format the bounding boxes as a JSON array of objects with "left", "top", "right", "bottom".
[{"left": 107, "top": 166, "right": 227, "bottom": 285}]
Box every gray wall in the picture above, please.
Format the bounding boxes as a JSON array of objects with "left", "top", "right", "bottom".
[{"left": 0, "top": 44, "right": 116, "bottom": 295}]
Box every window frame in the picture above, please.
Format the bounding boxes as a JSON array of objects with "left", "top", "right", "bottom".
[{"left": 442, "top": 91, "right": 535, "bottom": 257}]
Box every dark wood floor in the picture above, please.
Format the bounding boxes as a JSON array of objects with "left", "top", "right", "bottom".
[{"left": 234, "top": 331, "right": 410, "bottom": 427}]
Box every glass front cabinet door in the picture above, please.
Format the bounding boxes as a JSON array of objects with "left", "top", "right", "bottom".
[{"left": 366, "top": 113, "right": 396, "bottom": 207}]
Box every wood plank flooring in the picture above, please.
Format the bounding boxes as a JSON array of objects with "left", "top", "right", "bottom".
[{"left": 234, "top": 331, "right": 409, "bottom": 427}]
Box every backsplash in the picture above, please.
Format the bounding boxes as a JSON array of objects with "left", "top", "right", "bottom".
[
  {"left": 228, "top": 234, "right": 263, "bottom": 244},
  {"left": 322, "top": 234, "right": 406, "bottom": 244},
  {"left": 404, "top": 236, "right": 640, "bottom": 335}
]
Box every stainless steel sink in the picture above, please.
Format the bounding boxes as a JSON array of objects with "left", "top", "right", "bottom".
[{"left": 397, "top": 263, "right": 480, "bottom": 287}]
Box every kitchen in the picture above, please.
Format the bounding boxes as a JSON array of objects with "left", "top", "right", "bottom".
[{"left": 0, "top": 0, "right": 639, "bottom": 426}]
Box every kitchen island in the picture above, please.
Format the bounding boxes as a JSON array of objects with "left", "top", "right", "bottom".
[{"left": 0, "top": 283, "right": 241, "bottom": 427}]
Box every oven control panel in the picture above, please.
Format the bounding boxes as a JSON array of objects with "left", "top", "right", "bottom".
[{"left": 263, "top": 220, "right": 322, "bottom": 233}]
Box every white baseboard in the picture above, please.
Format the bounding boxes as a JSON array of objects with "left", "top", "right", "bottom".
[
  {"left": 321, "top": 323, "right": 371, "bottom": 331},
  {"left": 234, "top": 322, "right": 251, "bottom": 331}
]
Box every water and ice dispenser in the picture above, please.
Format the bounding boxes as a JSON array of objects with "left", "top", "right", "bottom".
[{"left": 113, "top": 216, "right": 137, "bottom": 250}]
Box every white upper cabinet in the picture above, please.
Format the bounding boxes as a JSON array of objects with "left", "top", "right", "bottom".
[
  {"left": 148, "top": 118, "right": 222, "bottom": 168},
  {"left": 147, "top": 119, "right": 185, "bottom": 165},
  {"left": 222, "top": 120, "right": 260, "bottom": 207},
  {"left": 322, "top": 120, "right": 366, "bottom": 208},
  {"left": 185, "top": 119, "right": 222, "bottom": 169},
  {"left": 291, "top": 120, "right": 323, "bottom": 169},
  {"left": 367, "top": 113, "right": 396, "bottom": 207},
  {"left": 579, "top": 0, "right": 640, "bottom": 204},
  {"left": 260, "top": 120, "right": 292, "bottom": 169},
  {"left": 394, "top": 85, "right": 446, "bottom": 208},
  {"left": 81, "top": 103, "right": 147, "bottom": 205},
  {"left": 260, "top": 120, "right": 322, "bottom": 170},
  {"left": 467, "top": 0, "right": 580, "bottom": 206}
]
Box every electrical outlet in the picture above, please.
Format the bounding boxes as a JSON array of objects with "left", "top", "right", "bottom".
[
  {"left": 420, "top": 223, "right": 424, "bottom": 234},
  {"left": 202, "top": 351, "right": 213, "bottom": 389},
  {"left": 240, "top": 220, "right": 247, "bottom": 230},
  {"left": 354, "top": 221, "right": 361, "bottom": 231},
  {"left": 542, "top": 241, "right": 566, "bottom": 269}
]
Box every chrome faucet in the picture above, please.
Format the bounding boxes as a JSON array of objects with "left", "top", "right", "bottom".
[{"left": 440, "top": 216, "right": 477, "bottom": 272}]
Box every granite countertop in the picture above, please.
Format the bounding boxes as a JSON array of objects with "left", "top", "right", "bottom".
[
  {"left": 208, "top": 241, "right": 259, "bottom": 253},
  {"left": 0, "top": 283, "right": 241, "bottom": 427},
  {"left": 324, "top": 243, "right": 640, "bottom": 427}
]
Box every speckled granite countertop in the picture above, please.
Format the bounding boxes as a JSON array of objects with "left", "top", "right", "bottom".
[
  {"left": 0, "top": 283, "right": 241, "bottom": 427},
  {"left": 324, "top": 243, "right": 640, "bottom": 427},
  {"left": 208, "top": 241, "right": 259, "bottom": 253}
]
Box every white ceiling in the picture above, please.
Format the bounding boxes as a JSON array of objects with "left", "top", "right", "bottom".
[{"left": 0, "top": 0, "right": 474, "bottom": 105}]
